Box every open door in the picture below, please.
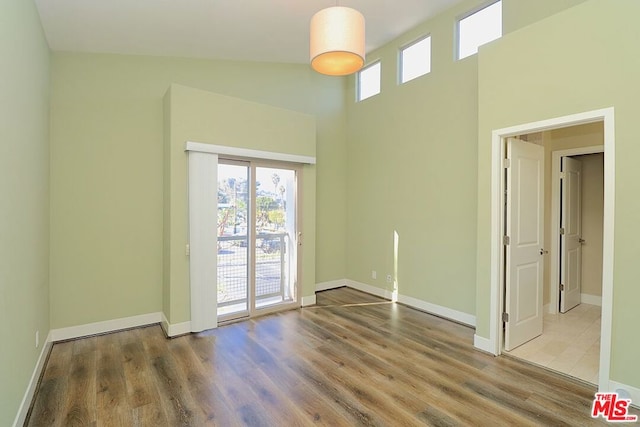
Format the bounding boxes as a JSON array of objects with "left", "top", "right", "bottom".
[
  {"left": 560, "top": 156, "right": 583, "bottom": 313},
  {"left": 504, "top": 138, "right": 544, "bottom": 351}
]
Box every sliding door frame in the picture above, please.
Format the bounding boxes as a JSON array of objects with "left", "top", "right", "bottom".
[{"left": 218, "top": 156, "right": 303, "bottom": 323}]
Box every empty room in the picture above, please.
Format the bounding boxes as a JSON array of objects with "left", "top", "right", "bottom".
[{"left": 2, "top": 0, "right": 639, "bottom": 425}]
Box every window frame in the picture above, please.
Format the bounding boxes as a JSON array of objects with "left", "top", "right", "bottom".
[
  {"left": 398, "top": 34, "right": 432, "bottom": 85},
  {"left": 455, "top": 0, "right": 502, "bottom": 61},
  {"left": 356, "top": 60, "right": 382, "bottom": 102}
]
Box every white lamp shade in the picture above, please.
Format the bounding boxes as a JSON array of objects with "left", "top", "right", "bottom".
[{"left": 310, "top": 6, "right": 365, "bottom": 76}]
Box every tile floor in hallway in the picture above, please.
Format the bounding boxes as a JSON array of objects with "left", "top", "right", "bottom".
[{"left": 505, "top": 303, "right": 601, "bottom": 384}]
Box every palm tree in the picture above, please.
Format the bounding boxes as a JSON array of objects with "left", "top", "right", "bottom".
[
  {"left": 278, "top": 185, "right": 285, "bottom": 208},
  {"left": 271, "top": 173, "right": 280, "bottom": 196}
]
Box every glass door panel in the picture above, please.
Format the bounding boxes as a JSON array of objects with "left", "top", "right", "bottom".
[
  {"left": 254, "top": 166, "right": 297, "bottom": 310},
  {"left": 217, "top": 162, "right": 250, "bottom": 320}
]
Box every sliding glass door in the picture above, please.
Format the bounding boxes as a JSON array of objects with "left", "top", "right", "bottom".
[{"left": 217, "top": 160, "right": 299, "bottom": 322}]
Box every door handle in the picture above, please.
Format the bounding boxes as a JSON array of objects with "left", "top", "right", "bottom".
[
  {"left": 579, "top": 238, "right": 585, "bottom": 244},
  {"left": 540, "top": 248, "right": 548, "bottom": 255}
]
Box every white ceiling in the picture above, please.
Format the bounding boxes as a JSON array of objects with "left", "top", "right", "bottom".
[{"left": 34, "top": 0, "right": 463, "bottom": 64}]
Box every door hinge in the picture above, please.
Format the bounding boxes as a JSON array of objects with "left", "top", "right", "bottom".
[
  {"left": 560, "top": 283, "right": 565, "bottom": 291},
  {"left": 503, "top": 159, "right": 511, "bottom": 168},
  {"left": 560, "top": 172, "right": 566, "bottom": 179},
  {"left": 559, "top": 227, "right": 565, "bottom": 235},
  {"left": 502, "top": 312, "right": 509, "bottom": 322},
  {"left": 503, "top": 235, "right": 510, "bottom": 245}
]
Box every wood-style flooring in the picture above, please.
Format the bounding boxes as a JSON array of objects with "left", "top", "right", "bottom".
[{"left": 26, "top": 287, "right": 636, "bottom": 426}]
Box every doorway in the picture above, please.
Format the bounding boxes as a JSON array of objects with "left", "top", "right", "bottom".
[
  {"left": 217, "top": 159, "right": 301, "bottom": 323},
  {"left": 487, "top": 108, "right": 615, "bottom": 392},
  {"left": 504, "top": 137, "right": 604, "bottom": 384},
  {"left": 551, "top": 147, "right": 604, "bottom": 316}
]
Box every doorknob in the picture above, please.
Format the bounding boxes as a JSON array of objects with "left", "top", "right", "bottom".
[
  {"left": 579, "top": 238, "right": 585, "bottom": 244},
  {"left": 540, "top": 248, "right": 548, "bottom": 255}
]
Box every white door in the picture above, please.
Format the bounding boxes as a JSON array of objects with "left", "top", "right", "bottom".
[
  {"left": 560, "top": 157, "right": 583, "bottom": 313},
  {"left": 505, "top": 138, "right": 545, "bottom": 351}
]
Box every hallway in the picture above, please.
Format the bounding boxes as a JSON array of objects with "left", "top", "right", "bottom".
[{"left": 505, "top": 304, "right": 601, "bottom": 384}]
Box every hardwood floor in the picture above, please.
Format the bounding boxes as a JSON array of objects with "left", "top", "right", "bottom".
[{"left": 26, "top": 287, "right": 636, "bottom": 426}]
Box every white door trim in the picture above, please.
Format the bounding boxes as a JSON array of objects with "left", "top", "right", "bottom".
[
  {"left": 487, "top": 107, "right": 615, "bottom": 394},
  {"left": 549, "top": 145, "right": 603, "bottom": 315}
]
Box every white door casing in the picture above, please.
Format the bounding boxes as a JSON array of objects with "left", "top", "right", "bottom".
[
  {"left": 505, "top": 138, "right": 545, "bottom": 351},
  {"left": 484, "top": 108, "right": 614, "bottom": 393},
  {"left": 560, "top": 156, "right": 583, "bottom": 313}
]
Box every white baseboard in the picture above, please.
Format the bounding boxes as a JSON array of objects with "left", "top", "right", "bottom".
[
  {"left": 397, "top": 293, "right": 476, "bottom": 327},
  {"left": 50, "top": 312, "right": 162, "bottom": 342},
  {"left": 160, "top": 312, "right": 192, "bottom": 337},
  {"left": 474, "top": 334, "right": 497, "bottom": 356},
  {"left": 12, "top": 331, "right": 53, "bottom": 427},
  {"left": 346, "top": 280, "right": 395, "bottom": 300},
  {"left": 581, "top": 293, "right": 602, "bottom": 307},
  {"left": 608, "top": 381, "right": 640, "bottom": 410},
  {"left": 316, "top": 279, "right": 346, "bottom": 292},
  {"left": 301, "top": 295, "right": 317, "bottom": 307}
]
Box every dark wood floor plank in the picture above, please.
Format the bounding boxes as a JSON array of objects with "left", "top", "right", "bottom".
[
  {"left": 25, "top": 377, "right": 66, "bottom": 427},
  {"left": 96, "top": 332, "right": 127, "bottom": 412},
  {"left": 150, "top": 352, "right": 201, "bottom": 426},
  {"left": 168, "top": 336, "right": 239, "bottom": 426},
  {"left": 301, "top": 306, "right": 534, "bottom": 426},
  {"left": 41, "top": 341, "right": 73, "bottom": 381},
  {"left": 62, "top": 347, "right": 97, "bottom": 426},
  {"left": 26, "top": 288, "right": 616, "bottom": 426},
  {"left": 214, "top": 320, "right": 335, "bottom": 426},
  {"left": 283, "top": 353, "right": 390, "bottom": 426},
  {"left": 131, "top": 402, "right": 169, "bottom": 427},
  {"left": 121, "top": 339, "right": 157, "bottom": 409},
  {"left": 245, "top": 317, "right": 363, "bottom": 426}
]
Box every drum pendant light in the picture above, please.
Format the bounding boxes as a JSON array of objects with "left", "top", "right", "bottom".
[{"left": 310, "top": 6, "right": 365, "bottom": 76}]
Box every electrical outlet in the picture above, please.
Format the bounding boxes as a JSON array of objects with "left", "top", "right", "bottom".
[
  {"left": 386, "top": 274, "right": 392, "bottom": 283},
  {"left": 371, "top": 270, "right": 377, "bottom": 279},
  {"left": 35, "top": 330, "right": 39, "bottom": 349}
]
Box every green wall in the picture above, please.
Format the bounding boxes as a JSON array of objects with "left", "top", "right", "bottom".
[
  {"left": 476, "top": 0, "right": 640, "bottom": 389},
  {"left": 163, "top": 84, "right": 317, "bottom": 323},
  {"left": 0, "top": 1, "right": 50, "bottom": 425},
  {"left": 346, "top": 0, "right": 483, "bottom": 316},
  {"left": 502, "top": 0, "right": 586, "bottom": 34},
  {"left": 50, "top": 53, "right": 346, "bottom": 328}
]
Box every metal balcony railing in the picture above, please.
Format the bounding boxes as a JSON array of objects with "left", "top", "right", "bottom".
[{"left": 217, "top": 233, "right": 288, "bottom": 308}]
